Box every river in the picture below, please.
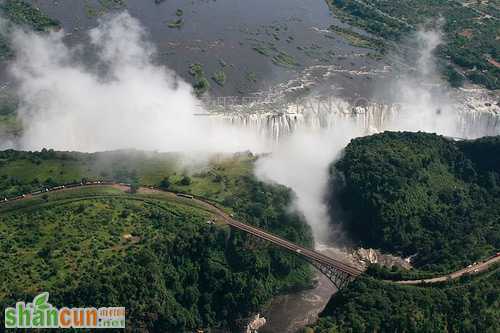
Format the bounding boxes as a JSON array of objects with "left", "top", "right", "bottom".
[
  {"left": 261, "top": 270, "right": 335, "bottom": 333},
  {"left": 28, "top": 0, "right": 380, "bottom": 96},
  {"left": 18, "top": 3, "right": 371, "bottom": 331},
  {"left": 8, "top": 2, "right": 500, "bottom": 332}
]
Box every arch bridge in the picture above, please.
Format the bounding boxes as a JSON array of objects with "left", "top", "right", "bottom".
[{"left": 225, "top": 218, "right": 363, "bottom": 290}]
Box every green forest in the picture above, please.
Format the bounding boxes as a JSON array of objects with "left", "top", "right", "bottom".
[
  {"left": 304, "top": 132, "right": 500, "bottom": 333},
  {"left": 0, "top": 0, "right": 60, "bottom": 59},
  {"left": 332, "top": 132, "right": 500, "bottom": 273},
  {"left": 0, "top": 152, "right": 313, "bottom": 331},
  {"left": 329, "top": 0, "right": 500, "bottom": 89},
  {"left": 1, "top": 0, "right": 59, "bottom": 31},
  {"left": 307, "top": 267, "right": 499, "bottom": 333}
]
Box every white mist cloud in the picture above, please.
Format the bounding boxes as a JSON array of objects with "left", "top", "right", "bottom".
[
  {"left": 9, "top": 13, "right": 266, "bottom": 153},
  {"left": 416, "top": 29, "right": 441, "bottom": 77},
  {"left": 381, "top": 28, "right": 461, "bottom": 137},
  {"left": 6, "top": 14, "right": 487, "bottom": 248},
  {"left": 255, "top": 124, "right": 365, "bottom": 244},
  {"left": 256, "top": 27, "right": 469, "bottom": 247}
]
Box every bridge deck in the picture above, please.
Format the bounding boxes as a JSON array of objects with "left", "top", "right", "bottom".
[
  {"left": 226, "top": 218, "right": 363, "bottom": 277},
  {"left": 1, "top": 182, "right": 363, "bottom": 278},
  {"left": 183, "top": 193, "right": 362, "bottom": 277}
]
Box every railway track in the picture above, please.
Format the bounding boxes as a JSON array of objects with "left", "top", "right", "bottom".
[
  {"left": 0, "top": 181, "right": 363, "bottom": 288},
  {"left": 4, "top": 181, "right": 495, "bottom": 288}
]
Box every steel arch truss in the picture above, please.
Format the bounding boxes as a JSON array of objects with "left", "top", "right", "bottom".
[{"left": 311, "top": 261, "right": 354, "bottom": 290}]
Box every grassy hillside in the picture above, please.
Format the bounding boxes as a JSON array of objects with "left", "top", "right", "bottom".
[
  {"left": 0, "top": 91, "right": 20, "bottom": 142},
  {"left": 0, "top": 150, "right": 251, "bottom": 200},
  {"left": 0, "top": 152, "right": 314, "bottom": 331},
  {"left": 0, "top": 149, "right": 312, "bottom": 241},
  {"left": 306, "top": 267, "right": 500, "bottom": 333},
  {"left": 331, "top": 132, "right": 500, "bottom": 273}
]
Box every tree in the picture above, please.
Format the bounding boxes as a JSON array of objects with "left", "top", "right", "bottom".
[
  {"left": 331, "top": 132, "right": 500, "bottom": 272},
  {"left": 194, "top": 77, "right": 210, "bottom": 96},
  {"left": 445, "top": 66, "right": 464, "bottom": 88},
  {"left": 159, "top": 177, "right": 171, "bottom": 190},
  {"left": 179, "top": 176, "right": 191, "bottom": 186},
  {"left": 130, "top": 181, "right": 140, "bottom": 194}
]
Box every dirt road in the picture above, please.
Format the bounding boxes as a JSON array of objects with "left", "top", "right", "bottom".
[{"left": 396, "top": 255, "right": 500, "bottom": 285}]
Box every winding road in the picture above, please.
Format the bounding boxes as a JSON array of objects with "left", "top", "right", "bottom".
[
  {"left": 139, "top": 187, "right": 363, "bottom": 278},
  {"left": 2, "top": 182, "right": 498, "bottom": 286},
  {"left": 395, "top": 255, "right": 500, "bottom": 285},
  {"left": 139, "top": 186, "right": 500, "bottom": 284}
]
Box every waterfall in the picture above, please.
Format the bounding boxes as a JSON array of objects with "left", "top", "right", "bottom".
[
  {"left": 455, "top": 108, "right": 500, "bottom": 138},
  {"left": 203, "top": 97, "right": 500, "bottom": 141}
]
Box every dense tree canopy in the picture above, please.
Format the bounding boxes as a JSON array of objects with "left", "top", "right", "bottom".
[
  {"left": 331, "top": 132, "right": 500, "bottom": 272},
  {"left": 308, "top": 268, "right": 499, "bottom": 333},
  {"left": 0, "top": 152, "right": 313, "bottom": 331},
  {"left": 309, "top": 132, "right": 500, "bottom": 333},
  {"left": 329, "top": 0, "right": 500, "bottom": 89}
]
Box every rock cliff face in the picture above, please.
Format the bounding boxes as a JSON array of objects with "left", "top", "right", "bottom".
[
  {"left": 245, "top": 314, "right": 267, "bottom": 333},
  {"left": 353, "top": 248, "right": 412, "bottom": 270}
]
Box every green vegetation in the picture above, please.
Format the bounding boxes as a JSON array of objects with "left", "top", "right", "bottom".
[
  {"left": 250, "top": 39, "right": 303, "bottom": 68},
  {"left": 328, "top": 25, "right": 384, "bottom": 51},
  {"left": 0, "top": 0, "right": 60, "bottom": 59},
  {"left": 84, "top": 1, "right": 99, "bottom": 17},
  {"left": 332, "top": 132, "right": 500, "bottom": 272},
  {"left": 0, "top": 150, "right": 261, "bottom": 201},
  {"left": 189, "top": 63, "right": 210, "bottom": 96},
  {"left": 159, "top": 176, "right": 171, "bottom": 189},
  {"left": 193, "top": 77, "right": 210, "bottom": 96},
  {"left": 328, "top": 0, "right": 500, "bottom": 89},
  {"left": 0, "top": 92, "right": 17, "bottom": 117},
  {"left": 0, "top": 150, "right": 314, "bottom": 330},
  {"left": 211, "top": 70, "right": 226, "bottom": 86},
  {"left": 272, "top": 52, "right": 299, "bottom": 68},
  {"left": 189, "top": 63, "right": 204, "bottom": 77},
  {"left": 1, "top": 0, "right": 59, "bottom": 31},
  {"left": 252, "top": 45, "right": 272, "bottom": 57},
  {"left": 99, "top": 0, "right": 126, "bottom": 10},
  {"left": 85, "top": 0, "right": 126, "bottom": 17},
  {"left": 168, "top": 18, "right": 184, "bottom": 29},
  {"left": 0, "top": 91, "right": 21, "bottom": 138},
  {"left": 0, "top": 114, "right": 21, "bottom": 138},
  {"left": 306, "top": 132, "right": 500, "bottom": 332},
  {"left": 176, "top": 8, "right": 184, "bottom": 17},
  {"left": 1, "top": 190, "right": 232, "bottom": 330},
  {"left": 307, "top": 268, "right": 500, "bottom": 333},
  {"left": 0, "top": 35, "right": 13, "bottom": 61},
  {"left": 329, "top": 0, "right": 410, "bottom": 40},
  {"left": 443, "top": 64, "right": 466, "bottom": 88},
  {"left": 246, "top": 71, "right": 257, "bottom": 83}
]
